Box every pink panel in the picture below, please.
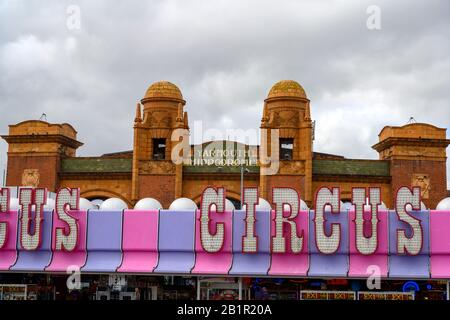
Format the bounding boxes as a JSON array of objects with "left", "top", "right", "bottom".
[
  {"left": 0, "top": 210, "right": 18, "bottom": 270},
  {"left": 268, "top": 210, "right": 309, "bottom": 276},
  {"left": 430, "top": 211, "right": 450, "bottom": 278},
  {"left": 46, "top": 210, "right": 87, "bottom": 272},
  {"left": 191, "top": 210, "right": 233, "bottom": 274},
  {"left": 348, "top": 210, "right": 388, "bottom": 277},
  {"left": 117, "top": 210, "right": 159, "bottom": 273}
]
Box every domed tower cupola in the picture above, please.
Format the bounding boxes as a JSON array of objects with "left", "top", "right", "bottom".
[
  {"left": 259, "top": 80, "right": 313, "bottom": 205},
  {"left": 261, "top": 80, "right": 312, "bottom": 160},
  {"left": 140, "top": 81, "right": 186, "bottom": 126},
  {"left": 134, "top": 81, "right": 189, "bottom": 160},
  {"left": 266, "top": 80, "right": 307, "bottom": 100},
  {"left": 132, "top": 81, "right": 189, "bottom": 206}
]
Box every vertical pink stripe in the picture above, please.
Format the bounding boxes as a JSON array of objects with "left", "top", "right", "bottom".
[
  {"left": 191, "top": 210, "right": 233, "bottom": 274},
  {"left": 430, "top": 211, "right": 450, "bottom": 278},
  {"left": 348, "top": 210, "right": 388, "bottom": 277},
  {"left": 46, "top": 210, "right": 87, "bottom": 271},
  {"left": 268, "top": 210, "right": 309, "bottom": 276},
  {"left": 0, "top": 210, "right": 18, "bottom": 270},
  {"left": 118, "top": 210, "right": 159, "bottom": 273}
]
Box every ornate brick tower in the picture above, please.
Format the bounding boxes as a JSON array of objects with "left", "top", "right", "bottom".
[
  {"left": 1, "top": 120, "right": 83, "bottom": 190},
  {"left": 132, "top": 81, "right": 189, "bottom": 208},
  {"left": 372, "top": 123, "right": 450, "bottom": 208},
  {"left": 260, "top": 80, "right": 313, "bottom": 205}
]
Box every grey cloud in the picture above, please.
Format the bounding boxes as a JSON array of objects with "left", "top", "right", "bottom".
[{"left": 0, "top": 0, "right": 449, "bottom": 188}]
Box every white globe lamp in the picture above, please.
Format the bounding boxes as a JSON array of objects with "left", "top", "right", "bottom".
[
  {"left": 169, "top": 198, "right": 198, "bottom": 211},
  {"left": 134, "top": 198, "right": 163, "bottom": 210},
  {"left": 99, "top": 198, "right": 128, "bottom": 210}
]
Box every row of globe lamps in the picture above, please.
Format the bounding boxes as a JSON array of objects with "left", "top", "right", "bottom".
[{"left": 7, "top": 195, "right": 450, "bottom": 211}]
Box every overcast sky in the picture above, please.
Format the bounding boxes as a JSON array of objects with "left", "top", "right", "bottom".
[{"left": 0, "top": 0, "right": 449, "bottom": 188}]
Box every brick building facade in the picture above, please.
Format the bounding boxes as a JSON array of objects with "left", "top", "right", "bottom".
[{"left": 2, "top": 80, "right": 449, "bottom": 209}]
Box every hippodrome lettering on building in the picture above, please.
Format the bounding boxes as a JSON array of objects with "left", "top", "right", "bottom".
[
  {"left": 2, "top": 80, "right": 450, "bottom": 211},
  {"left": 1, "top": 185, "right": 450, "bottom": 279}
]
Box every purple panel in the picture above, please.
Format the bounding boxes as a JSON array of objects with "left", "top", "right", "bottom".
[
  {"left": 308, "top": 210, "right": 349, "bottom": 277},
  {"left": 11, "top": 210, "right": 53, "bottom": 271},
  {"left": 229, "top": 210, "right": 270, "bottom": 275},
  {"left": 81, "top": 210, "right": 123, "bottom": 272},
  {"left": 389, "top": 210, "right": 430, "bottom": 278},
  {"left": 154, "top": 210, "right": 195, "bottom": 274}
]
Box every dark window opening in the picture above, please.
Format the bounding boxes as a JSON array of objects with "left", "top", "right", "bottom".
[
  {"left": 152, "top": 138, "right": 166, "bottom": 160},
  {"left": 228, "top": 198, "right": 241, "bottom": 210},
  {"left": 280, "top": 138, "right": 294, "bottom": 160}
]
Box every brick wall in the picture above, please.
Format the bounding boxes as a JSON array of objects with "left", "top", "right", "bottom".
[
  {"left": 138, "top": 175, "right": 176, "bottom": 209},
  {"left": 6, "top": 155, "right": 60, "bottom": 191},
  {"left": 265, "top": 175, "right": 305, "bottom": 204},
  {"left": 182, "top": 177, "right": 260, "bottom": 205},
  {"left": 312, "top": 180, "right": 392, "bottom": 208}
]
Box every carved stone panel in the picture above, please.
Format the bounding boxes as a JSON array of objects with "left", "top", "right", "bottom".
[
  {"left": 148, "top": 111, "right": 172, "bottom": 127},
  {"left": 22, "top": 169, "right": 40, "bottom": 187},
  {"left": 279, "top": 160, "right": 305, "bottom": 175},
  {"left": 412, "top": 173, "right": 430, "bottom": 199},
  {"left": 268, "top": 110, "right": 299, "bottom": 128},
  {"left": 139, "top": 161, "right": 175, "bottom": 175}
]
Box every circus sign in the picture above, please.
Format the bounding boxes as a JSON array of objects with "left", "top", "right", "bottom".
[{"left": 0, "top": 186, "right": 449, "bottom": 279}]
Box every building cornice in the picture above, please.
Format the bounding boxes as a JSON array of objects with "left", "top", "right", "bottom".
[
  {"left": 1, "top": 134, "right": 83, "bottom": 149},
  {"left": 372, "top": 137, "right": 450, "bottom": 152},
  {"left": 59, "top": 172, "right": 132, "bottom": 180}
]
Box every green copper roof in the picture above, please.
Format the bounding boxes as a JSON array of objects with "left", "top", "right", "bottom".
[
  {"left": 183, "top": 165, "right": 260, "bottom": 174},
  {"left": 61, "top": 158, "right": 132, "bottom": 173},
  {"left": 313, "top": 159, "right": 390, "bottom": 176},
  {"left": 61, "top": 157, "right": 389, "bottom": 177}
]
